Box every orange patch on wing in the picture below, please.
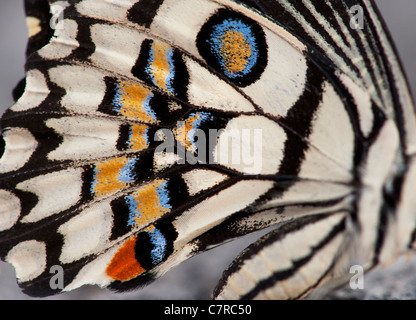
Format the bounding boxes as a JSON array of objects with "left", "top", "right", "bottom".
[
  {"left": 117, "top": 81, "right": 156, "bottom": 123},
  {"left": 106, "top": 236, "right": 145, "bottom": 281},
  {"left": 220, "top": 30, "right": 252, "bottom": 75},
  {"left": 92, "top": 157, "right": 128, "bottom": 198},
  {"left": 128, "top": 123, "right": 149, "bottom": 151},
  {"left": 149, "top": 41, "right": 173, "bottom": 94},
  {"left": 130, "top": 180, "right": 171, "bottom": 228},
  {"left": 174, "top": 114, "right": 202, "bottom": 152}
]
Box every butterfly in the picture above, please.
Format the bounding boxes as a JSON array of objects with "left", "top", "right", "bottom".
[{"left": 0, "top": 0, "right": 415, "bottom": 300}]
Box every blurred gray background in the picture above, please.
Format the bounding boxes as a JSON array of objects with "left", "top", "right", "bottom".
[{"left": 0, "top": 0, "right": 415, "bottom": 300}]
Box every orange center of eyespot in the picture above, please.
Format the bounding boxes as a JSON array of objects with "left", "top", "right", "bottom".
[{"left": 219, "top": 30, "right": 251, "bottom": 75}]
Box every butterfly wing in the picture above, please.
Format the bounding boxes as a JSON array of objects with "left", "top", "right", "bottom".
[
  {"left": 0, "top": 0, "right": 414, "bottom": 299},
  {"left": 213, "top": 0, "right": 416, "bottom": 299}
]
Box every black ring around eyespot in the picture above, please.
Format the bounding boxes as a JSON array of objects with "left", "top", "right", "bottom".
[
  {"left": 196, "top": 9, "right": 268, "bottom": 88},
  {"left": 0, "top": 135, "right": 5, "bottom": 160}
]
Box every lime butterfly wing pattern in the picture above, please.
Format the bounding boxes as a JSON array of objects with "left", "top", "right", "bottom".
[{"left": 0, "top": 0, "right": 415, "bottom": 299}]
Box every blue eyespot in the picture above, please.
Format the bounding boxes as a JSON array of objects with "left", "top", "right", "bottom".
[
  {"left": 197, "top": 9, "right": 268, "bottom": 87},
  {"left": 208, "top": 19, "right": 259, "bottom": 79}
]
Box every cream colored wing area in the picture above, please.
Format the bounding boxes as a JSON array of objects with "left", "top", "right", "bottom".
[
  {"left": 0, "top": 128, "right": 38, "bottom": 174},
  {"left": 214, "top": 212, "right": 347, "bottom": 300},
  {"left": 213, "top": 115, "right": 286, "bottom": 175},
  {"left": 46, "top": 116, "right": 121, "bottom": 161},
  {"left": 6, "top": 240, "right": 47, "bottom": 283},
  {"left": 173, "top": 180, "right": 275, "bottom": 247},
  {"left": 10, "top": 69, "right": 49, "bottom": 112},
  {"left": 299, "top": 82, "right": 354, "bottom": 183}
]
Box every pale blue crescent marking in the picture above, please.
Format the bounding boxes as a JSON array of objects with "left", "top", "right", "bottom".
[
  {"left": 90, "top": 167, "right": 98, "bottom": 195},
  {"left": 156, "top": 180, "right": 172, "bottom": 211},
  {"left": 141, "top": 92, "right": 156, "bottom": 121},
  {"left": 186, "top": 112, "right": 214, "bottom": 146},
  {"left": 147, "top": 227, "right": 167, "bottom": 264},
  {"left": 117, "top": 158, "right": 138, "bottom": 184},
  {"left": 112, "top": 83, "right": 124, "bottom": 112},
  {"left": 126, "top": 195, "right": 139, "bottom": 227}
]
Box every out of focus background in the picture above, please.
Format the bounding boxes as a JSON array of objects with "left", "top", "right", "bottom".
[{"left": 0, "top": 0, "right": 415, "bottom": 300}]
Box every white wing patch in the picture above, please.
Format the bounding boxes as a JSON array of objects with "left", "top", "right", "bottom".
[
  {"left": 173, "top": 180, "right": 274, "bottom": 246},
  {"left": 339, "top": 72, "right": 374, "bottom": 138},
  {"left": 184, "top": 57, "right": 256, "bottom": 113},
  {"left": 153, "top": 0, "right": 308, "bottom": 116},
  {"left": 0, "top": 128, "right": 38, "bottom": 174},
  {"left": 182, "top": 169, "right": 228, "bottom": 196},
  {"left": 90, "top": 23, "right": 146, "bottom": 77},
  {"left": 17, "top": 168, "right": 83, "bottom": 223},
  {"left": 58, "top": 202, "right": 114, "bottom": 264},
  {"left": 150, "top": 0, "right": 220, "bottom": 58},
  {"left": 256, "top": 231, "right": 344, "bottom": 299},
  {"left": 357, "top": 120, "right": 399, "bottom": 264},
  {"left": 10, "top": 69, "right": 49, "bottom": 112},
  {"left": 63, "top": 243, "right": 122, "bottom": 292},
  {"left": 244, "top": 28, "right": 307, "bottom": 117},
  {"left": 46, "top": 116, "right": 120, "bottom": 161},
  {"left": 214, "top": 115, "right": 287, "bottom": 175},
  {"left": 48, "top": 65, "right": 106, "bottom": 114},
  {"left": 6, "top": 240, "right": 47, "bottom": 282},
  {"left": 26, "top": 16, "right": 41, "bottom": 38},
  {"left": 76, "top": 0, "right": 137, "bottom": 21},
  {"left": 387, "top": 157, "right": 416, "bottom": 264},
  {"left": 259, "top": 180, "right": 352, "bottom": 211},
  {"left": 38, "top": 19, "right": 79, "bottom": 60},
  {"left": 0, "top": 190, "right": 21, "bottom": 232},
  {"left": 216, "top": 212, "right": 346, "bottom": 299},
  {"left": 303, "top": 82, "right": 355, "bottom": 176}
]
